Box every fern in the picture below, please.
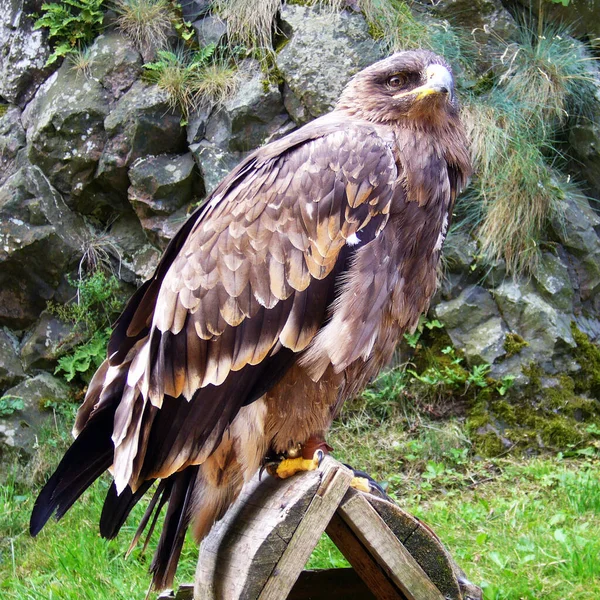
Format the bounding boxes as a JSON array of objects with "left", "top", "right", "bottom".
[
  {"left": 55, "top": 328, "right": 111, "bottom": 383},
  {"left": 33, "top": 0, "right": 105, "bottom": 65}
]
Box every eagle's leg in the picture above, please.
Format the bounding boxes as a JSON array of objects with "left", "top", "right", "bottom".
[{"left": 265, "top": 436, "right": 332, "bottom": 479}]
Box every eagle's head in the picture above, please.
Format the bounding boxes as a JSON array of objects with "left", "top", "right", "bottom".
[{"left": 337, "top": 50, "right": 459, "bottom": 128}]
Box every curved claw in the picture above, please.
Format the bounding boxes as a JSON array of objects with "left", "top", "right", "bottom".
[{"left": 314, "top": 449, "right": 325, "bottom": 466}]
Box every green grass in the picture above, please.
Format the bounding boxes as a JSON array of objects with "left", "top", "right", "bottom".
[
  {"left": 0, "top": 410, "right": 196, "bottom": 600},
  {"left": 4, "top": 380, "right": 600, "bottom": 599}
]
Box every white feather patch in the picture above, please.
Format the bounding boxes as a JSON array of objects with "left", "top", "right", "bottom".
[{"left": 346, "top": 233, "right": 361, "bottom": 246}]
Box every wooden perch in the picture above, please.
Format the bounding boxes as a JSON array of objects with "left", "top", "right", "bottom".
[{"left": 158, "top": 456, "right": 482, "bottom": 600}]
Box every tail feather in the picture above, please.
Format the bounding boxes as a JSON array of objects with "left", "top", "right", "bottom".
[
  {"left": 29, "top": 410, "right": 114, "bottom": 536},
  {"left": 100, "top": 479, "right": 155, "bottom": 540},
  {"left": 149, "top": 466, "right": 199, "bottom": 590}
]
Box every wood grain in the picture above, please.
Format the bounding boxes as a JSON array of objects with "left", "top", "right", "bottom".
[{"left": 337, "top": 492, "right": 445, "bottom": 600}]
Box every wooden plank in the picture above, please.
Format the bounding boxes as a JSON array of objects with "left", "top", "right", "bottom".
[
  {"left": 338, "top": 492, "right": 445, "bottom": 600},
  {"left": 325, "top": 513, "right": 405, "bottom": 600},
  {"left": 194, "top": 461, "right": 323, "bottom": 600},
  {"left": 258, "top": 461, "right": 353, "bottom": 600},
  {"left": 364, "top": 493, "right": 464, "bottom": 600},
  {"left": 288, "top": 568, "right": 377, "bottom": 600}
]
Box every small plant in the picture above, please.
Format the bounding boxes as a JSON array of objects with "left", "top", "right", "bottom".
[
  {"left": 190, "top": 60, "right": 239, "bottom": 108},
  {"left": 33, "top": 0, "right": 105, "bottom": 66},
  {"left": 114, "top": 0, "right": 174, "bottom": 60},
  {"left": 404, "top": 316, "right": 443, "bottom": 349},
  {"left": 144, "top": 45, "right": 239, "bottom": 119},
  {"left": 55, "top": 328, "right": 111, "bottom": 382},
  {"left": 0, "top": 396, "right": 24, "bottom": 418},
  {"left": 214, "top": 0, "right": 280, "bottom": 53},
  {"left": 49, "top": 270, "right": 122, "bottom": 333},
  {"left": 68, "top": 45, "right": 93, "bottom": 77},
  {"left": 49, "top": 270, "right": 125, "bottom": 383}
]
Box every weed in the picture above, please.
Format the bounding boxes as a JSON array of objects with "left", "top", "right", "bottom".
[
  {"left": 48, "top": 271, "right": 124, "bottom": 383},
  {"left": 143, "top": 45, "right": 239, "bottom": 118},
  {"left": 460, "top": 93, "right": 570, "bottom": 275},
  {"left": 214, "top": 0, "right": 280, "bottom": 54},
  {"left": 361, "top": 0, "right": 471, "bottom": 71},
  {"left": 456, "top": 23, "right": 597, "bottom": 276},
  {"left": 55, "top": 328, "right": 111, "bottom": 382},
  {"left": 114, "top": 0, "right": 174, "bottom": 60},
  {"left": 190, "top": 60, "right": 239, "bottom": 108},
  {"left": 33, "top": 0, "right": 105, "bottom": 66},
  {"left": 67, "top": 45, "right": 93, "bottom": 78},
  {"left": 0, "top": 396, "right": 24, "bottom": 417},
  {"left": 498, "top": 27, "right": 597, "bottom": 135}
]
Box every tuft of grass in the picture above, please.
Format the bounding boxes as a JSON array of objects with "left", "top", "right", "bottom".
[
  {"left": 68, "top": 45, "right": 93, "bottom": 78},
  {"left": 455, "top": 25, "right": 598, "bottom": 276},
  {"left": 114, "top": 0, "right": 175, "bottom": 60},
  {"left": 143, "top": 46, "right": 239, "bottom": 118},
  {"left": 498, "top": 28, "right": 598, "bottom": 135},
  {"left": 190, "top": 61, "right": 239, "bottom": 108},
  {"left": 214, "top": 0, "right": 280, "bottom": 53},
  {"left": 461, "top": 96, "right": 569, "bottom": 275}
]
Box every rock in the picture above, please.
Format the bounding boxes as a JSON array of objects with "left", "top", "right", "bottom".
[
  {"left": 205, "top": 60, "right": 288, "bottom": 152},
  {"left": 180, "top": 0, "right": 211, "bottom": 22},
  {"left": 139, "top": 208, "right": 190, "bottom": 250},
  {"left": 88, "top": 32, "right": 143, "bottom": 100},
  {"left": 0, "top": 0, "right": 52, "bottom": 105},
  {"left": 128, "top": 153, "right": 203, "bottom": 246},
  {"left": 0, "top": 373, "right": 70, "bottom": 458},
  {"left": 426, "top": 0, "right": 518, "bottom": 58},
  {"left": 277, "top": 5, "right": 384, "bottom": 120},
  {"left": 568, "top": 121, "right": 600, "bottom": 201},
  {"left": 0, "top": 165, "right": 86, "bottom": 328},
  {"left": 282, "top": 82, "right": 312, "bottom": 126},
  {"left": 0, "top": 105, "right": 27, "bottom": 186},
  {"left": 533, "top": 251, "right": 574, "bottom": 312},
  {"left": 192, "top": 15, "right": 227, "bottom": 47},
  {"left": 19, "top": 310, "right": 84, "bottom": 371},
  {"left": 434, "top": 285, "right": 508, "bottom": 365},
  {"left": 493, "top": 280, "right": 576, "bottom": 372},
  {"left": 97, "top": 81, "right": 186, "bottom": 195},
  {"left": 187, "top": 104, "right": 212, "bottom": 145},
  {"left": 551, "top": 195, "right": 600, "bottom": 302},
  {"left": 191, "top": 140, "right": 244, "bottom": 196},
  {"left": 102, "top": 212, "right": 162, "bottom": 283},
  {"left": 0, "top": 329, "right": 25, "bottom": 392},
  {"left": 22, "top": 61, "right": 110, "bottom": 199}
]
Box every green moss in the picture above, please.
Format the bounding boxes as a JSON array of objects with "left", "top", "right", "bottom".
[
  {"left": 504, "top": 333, "right": 529, "bottom": 358},
  {"left": 492, "top": 399, "right": 517, "bottom": 426},
  {"left": 571, "top": 324, "right": 600, "bottom": 399},
  {"left": 0, "top": 104, "right": 8, "bottom": 118},
  {"left": 474, "top": 431, "right": 505, "bottom": 457},
  {"left": 540, "top": 417, "right": 583, "bottom": 447}
]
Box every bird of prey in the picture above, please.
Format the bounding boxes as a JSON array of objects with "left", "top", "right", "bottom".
[{"left": 31, "top": 50, "right": 471, "bottom": 589}]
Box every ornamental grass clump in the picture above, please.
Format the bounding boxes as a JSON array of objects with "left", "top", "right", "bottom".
[
  {"left": 457, "top": 26, "right": 597, "bottom": 276},
  {"left": 114, "top": 0, "right": 175, "bottom": 59},
  {"left": 143, "top": 45, "right": 239, "bottom": 119}
]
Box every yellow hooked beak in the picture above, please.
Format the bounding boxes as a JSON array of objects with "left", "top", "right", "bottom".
[{"left": 393, "top": 64, "right": 453, "bottom": 101}]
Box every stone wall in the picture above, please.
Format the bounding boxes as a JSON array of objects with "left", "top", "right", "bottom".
[{"left": 1, "top": 0, "right": 599, "bottom": 458}]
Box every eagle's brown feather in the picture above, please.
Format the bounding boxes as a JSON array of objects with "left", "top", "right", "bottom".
[{"left": 31, "top": 50, "right": 471, "bottom": 591}]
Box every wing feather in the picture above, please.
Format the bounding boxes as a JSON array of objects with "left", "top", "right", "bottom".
[{"left": 78, "top": 120, "right": 398, "bottom": 493}]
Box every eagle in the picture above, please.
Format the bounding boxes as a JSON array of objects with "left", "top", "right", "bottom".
[{"left": 30, "top": 50, "right": 471, "bottom": 590}]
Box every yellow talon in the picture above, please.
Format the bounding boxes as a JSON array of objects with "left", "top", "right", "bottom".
[
  {"left": 350, "top": 476, "right": 371, "bottom": 493},
  {"left": 273, "top": 450, "right": 324, "bottom": 479}
]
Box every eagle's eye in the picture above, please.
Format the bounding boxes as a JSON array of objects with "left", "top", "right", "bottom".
[{"left": 387, "top": 74, "right": 405, "bottom": 89}]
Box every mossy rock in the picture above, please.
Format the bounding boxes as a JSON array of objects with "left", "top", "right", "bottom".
[{"left": 467, "top": 333, "right": 600, "bottom": 457}]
